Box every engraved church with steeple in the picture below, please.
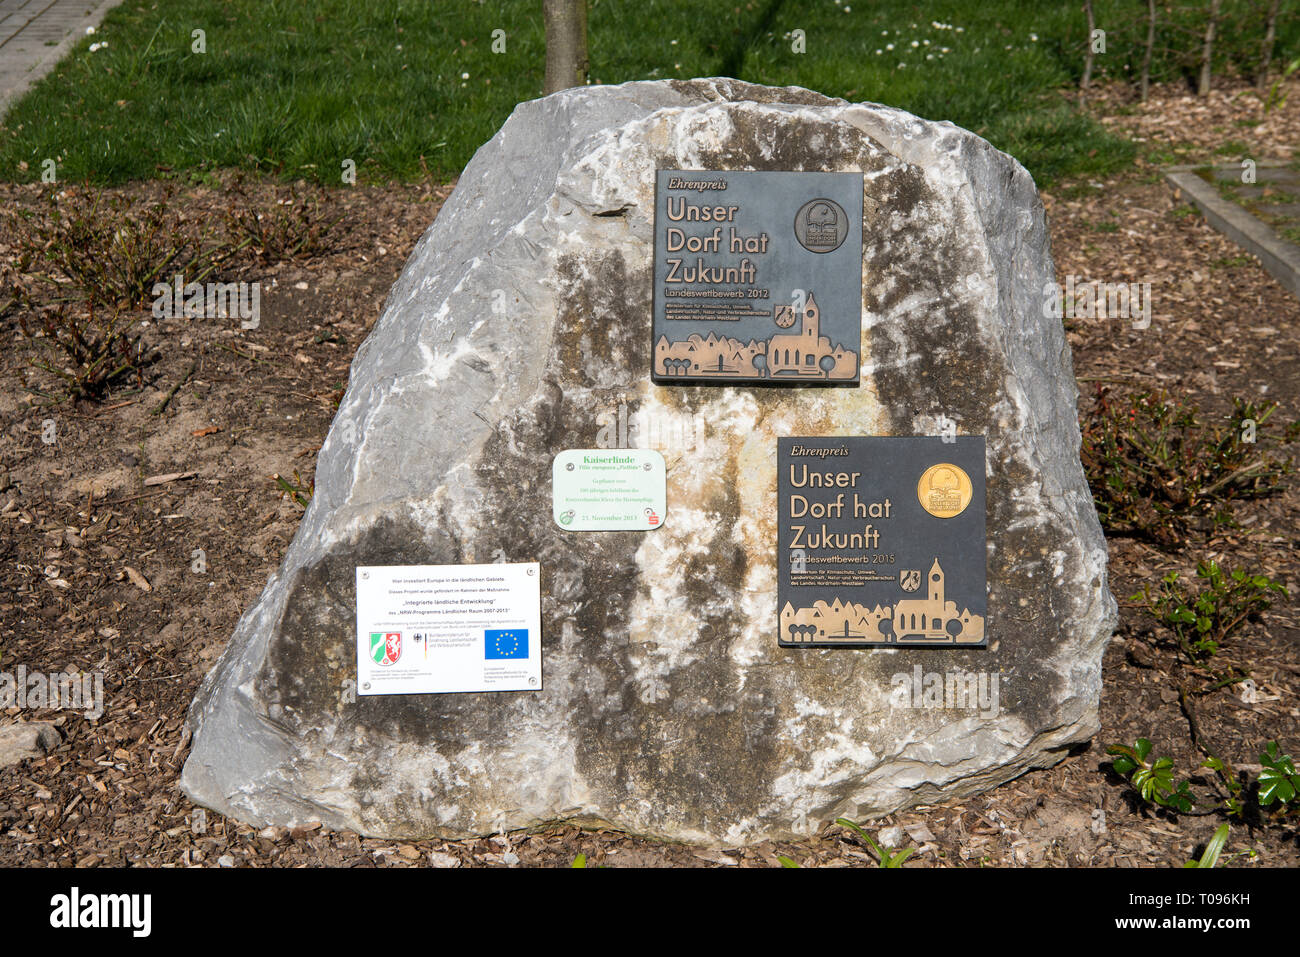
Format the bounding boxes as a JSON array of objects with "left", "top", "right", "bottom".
[{"left": 780, "top": 557, "right": 985, "bottom": 646}]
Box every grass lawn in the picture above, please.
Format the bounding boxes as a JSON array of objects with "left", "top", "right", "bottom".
[{"left": 0, "top": 0, "right": 1294, "bottom": 188}]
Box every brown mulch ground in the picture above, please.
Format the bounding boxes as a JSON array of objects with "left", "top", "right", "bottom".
[
  {"left": 0, "top": 78, "right": 1297, "bottom": 868},
  {"left": 1084, "top": 75, "right": 1300, "bottom": 166}
]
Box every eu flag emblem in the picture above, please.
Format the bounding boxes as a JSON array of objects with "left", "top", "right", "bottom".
[{"left": 485, "top": 629, "right": 529, "bottom": 660}]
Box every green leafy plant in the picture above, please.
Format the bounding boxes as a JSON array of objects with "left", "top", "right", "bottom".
[
  {"left": 1131, "top": 561, "right": 1287, "bottom": 664},
  {"left": 834, "top": 818, "right": 915, "bottom": 868},
  {"left": 1202, "top": 742, "right": 1297, "bottom": 821},
  {"left": 1184, "top": 823, "right": 1230, "bottom": 868},
  {"left": 1258, "top": 741, "right": 1300, "bottom": 810},
  {"left": 1106, "top": 738, "right": 1195, "bottom": 813},
  {"left": 777, "top": 855, "right": 800, "bottom": 868},
  {"left": 1080, "top": 388, "right": 1295, "bottom": 546},
  {"left": 571, "top": 853, "right": 587, "bottom": 868},
  {"left": 1107, "top": 738, "right": 1297, "bottom": 824}
]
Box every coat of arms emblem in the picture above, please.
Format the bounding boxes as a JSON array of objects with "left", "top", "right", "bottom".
[{"left": 370, "top": 631, "right": 401, "bottom": 666}]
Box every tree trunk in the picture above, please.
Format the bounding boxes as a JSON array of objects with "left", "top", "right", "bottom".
[
  {"left": 1140, "top": 0, "right": 1157, "bottom": 102},
  {"left": 1258, "top": 0, "right": 1281, "bottom": 89},
  {"left": 1081, "top": 0, "right": 1096, "bottom": 107},
  {"left": 1199, "top": 0, "right": 1222, "bottom": 96},
  {"left": 544, "top": 0, "right": 588, "bottom": 95}
]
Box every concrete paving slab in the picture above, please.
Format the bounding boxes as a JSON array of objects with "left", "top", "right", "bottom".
[
  {"left": 1168, "top": 163, "right": 1300, "bottom": 299},
  {"left": 0, "top": 0, "right": 124, "bottom": 120}
]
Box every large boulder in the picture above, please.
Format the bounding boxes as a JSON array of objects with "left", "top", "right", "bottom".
[{"left": 181, "top": 78, "right": 1115, "bottom": 846}]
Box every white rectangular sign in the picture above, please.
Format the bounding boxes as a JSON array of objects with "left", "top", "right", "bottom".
[
  {"left": 355, "top": 562, "right": 541, "bottom": 695},
  {"left": 552, "top": 448, "right": 666, "bottom": 531}
]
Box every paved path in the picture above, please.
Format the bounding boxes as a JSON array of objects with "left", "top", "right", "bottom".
[{"left": 0, "top": 0, "right": 124, "bottom": 118}]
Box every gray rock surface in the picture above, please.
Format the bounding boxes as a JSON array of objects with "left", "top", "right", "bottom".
[
  {"left": 181, "top": 78, "right": 1116, "bottom": 846},
  {"left": 0, "top": 721, "right": 61, "bottom": 768}
]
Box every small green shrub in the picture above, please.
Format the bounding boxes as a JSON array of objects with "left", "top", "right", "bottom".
[
  {"left": 1131, "top": 561, "right": 1287, "bottom": 663},
  {"left": 1080, "top": 389, "right": 1295, "bottom": 545},
  {"left": 17, "top": 300, "right": 150, "bottom": 400},
  {"left": 1107, "top": 737, "right": 1195, "bottom": 813},
  {"left": 1107, "top": 739, "right": 1298, "bottom": 822},
  {"left": 223, "top": 188, "right": 341, "bottom": 262},
  {"left": 1258, "top": 741, "right": 1300, "bottom": 810},
  {"left": 5, "top": 189, "right": 221, "bottom": 309}
]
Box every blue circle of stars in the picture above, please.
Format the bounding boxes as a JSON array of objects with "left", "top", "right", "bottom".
[{"left": 493, "top": 631, "right": 520, "bottom": 657}]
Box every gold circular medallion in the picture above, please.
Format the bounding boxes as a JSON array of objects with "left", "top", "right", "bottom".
[{"left": 917, "top": 463, "right": 973, "bottom": 519}]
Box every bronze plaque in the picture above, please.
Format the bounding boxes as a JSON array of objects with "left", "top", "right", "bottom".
[
  {"left": 652, "top": 170, "right": 863, "bottom": 385},
  {"left": 777, "top": 436, "right": 987, "bottom": 648}
]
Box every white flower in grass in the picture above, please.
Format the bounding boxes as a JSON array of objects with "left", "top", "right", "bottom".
[{"left": 461, "top": 72, "right": 469, "bottom": 79}]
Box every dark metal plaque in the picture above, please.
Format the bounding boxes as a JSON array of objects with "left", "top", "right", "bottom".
[
  {"left": 652, "top": 170, "right": 863, "bottom": 385},
  {"left": 777, "top": 436, "right": 987, "bottom": 648}
]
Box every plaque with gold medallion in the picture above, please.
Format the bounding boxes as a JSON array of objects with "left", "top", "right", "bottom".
[
  {"left": 917, "top": 463, "right": 974, "bottom": 518},
  {"left": 777, "top": 436, "right": 986, "bottom": 648}
]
